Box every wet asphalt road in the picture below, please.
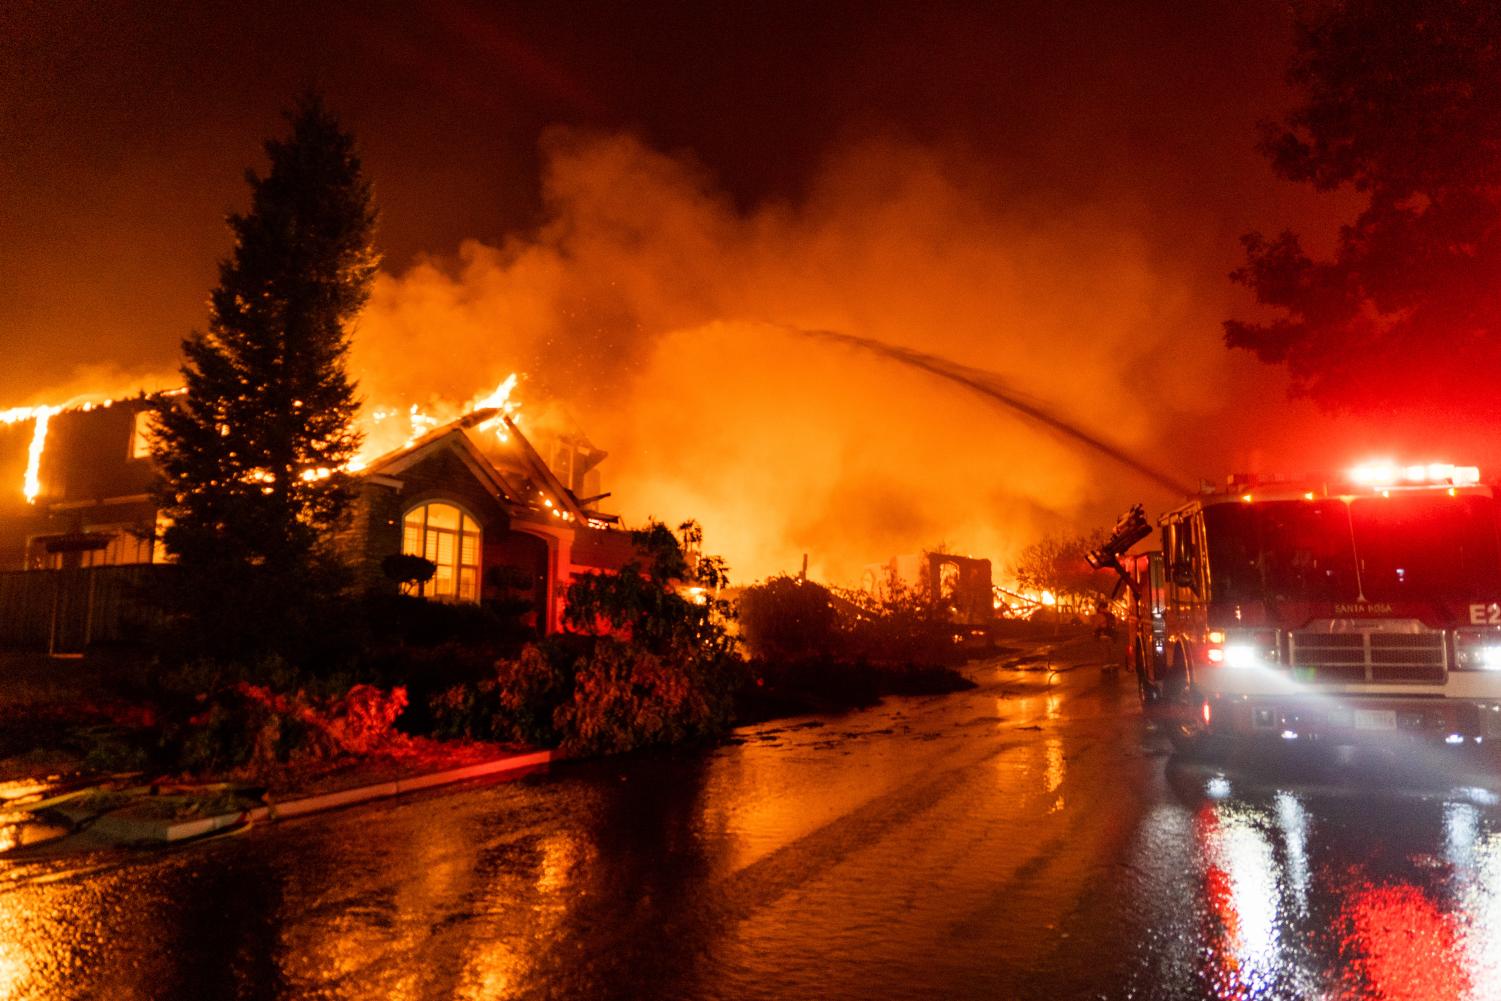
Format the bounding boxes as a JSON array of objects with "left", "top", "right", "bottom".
[{"left": 4, "top": 646, "right": 1501, "bottom": 1000}]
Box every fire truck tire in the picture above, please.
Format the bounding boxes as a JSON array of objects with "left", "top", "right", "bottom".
[
  {"left": 1168, "top": 726, "right": 1223, "bottom": 762},
  {"left": 1135, "top": 650, "right": 1160, "bottom": 705},
  {"left": 1162, "top": 647, "right": 1190, "bottom": 704}
]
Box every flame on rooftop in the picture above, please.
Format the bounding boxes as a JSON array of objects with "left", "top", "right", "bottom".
[
  {"left": 0, "top": 376, "right": 523, "bottom": 503},
  {"left": 349, "top": 373, "right": 521, "bottom": 471}
]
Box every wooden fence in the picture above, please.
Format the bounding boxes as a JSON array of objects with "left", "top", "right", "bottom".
[{"left": 0, "top": 565, "right": 169, "bottom": 653}]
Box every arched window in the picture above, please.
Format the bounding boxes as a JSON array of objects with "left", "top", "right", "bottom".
[{"left": 402, "top": 502, "right": 481, "bottom": 602}]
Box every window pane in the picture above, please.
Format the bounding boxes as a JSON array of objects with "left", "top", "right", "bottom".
[
  {"left": 425, "top": 504, "right": 460, "bottom": 530},
  {"left": 130, "top": 410, "right": 154, "bottom": 459},
  {"left": 401, "top": 503, "right": 482, "bottom": 603}
]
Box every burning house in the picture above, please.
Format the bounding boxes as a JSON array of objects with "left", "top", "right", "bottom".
[{"left": 0, "top": 395, "right": 633, "bottom": 650}]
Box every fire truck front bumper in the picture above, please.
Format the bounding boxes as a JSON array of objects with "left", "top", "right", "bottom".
[{"left": 1190, "top": 691, "right": 1501, "bottom": 746}]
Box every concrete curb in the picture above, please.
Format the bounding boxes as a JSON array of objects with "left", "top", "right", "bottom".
[{"left": 88, "top": 749, "right": 554, "bottom": 844}]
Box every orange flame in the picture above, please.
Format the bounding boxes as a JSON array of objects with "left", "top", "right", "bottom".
[
  {"left": 1, "top": 405, "right": 60, "bottom": 503},
  {"left": 350, "top": 373, "right": 522, "bottom": 470}
]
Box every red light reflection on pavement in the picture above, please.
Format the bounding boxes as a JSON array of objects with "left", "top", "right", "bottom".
[
  {"left": 1192, "top": 791, "right": 1492, "bottom": 1001},
  {"left": 1341, "top": 884, "right": 1472, "bottom": 1001}
]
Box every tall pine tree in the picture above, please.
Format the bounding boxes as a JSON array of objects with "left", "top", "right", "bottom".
[{"left": 154, "top": 94, "right": 378, "bottom": 663}]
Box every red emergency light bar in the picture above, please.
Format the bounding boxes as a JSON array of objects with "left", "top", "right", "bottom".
[
  {"left": 1348, "top": 460, "right": 1480, "bottom": 487},
  {"left": 1215, "top": 461, "right": 1485, "bottom": 501}
]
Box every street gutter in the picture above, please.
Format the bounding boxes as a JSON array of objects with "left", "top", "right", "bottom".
[{"left": 78, "top": 749, "right": 554, "bottom": 844}]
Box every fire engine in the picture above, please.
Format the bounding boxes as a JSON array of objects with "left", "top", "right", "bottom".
[{"left": 1114, "top": 462, "right": 1501, "bottom": 752}]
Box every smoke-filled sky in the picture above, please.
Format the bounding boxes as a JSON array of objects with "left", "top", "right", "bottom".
[{"left": 3, "top": 1, "right": 1474, "bottom": 581}]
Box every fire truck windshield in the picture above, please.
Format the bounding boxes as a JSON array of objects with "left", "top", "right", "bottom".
[{"left": 1204, "top": 494, "right": 1501, "bottom": 606}]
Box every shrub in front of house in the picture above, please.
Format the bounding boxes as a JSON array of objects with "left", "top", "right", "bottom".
[
  {"left": 427, "top": 642, "right": 574, "bottom": 745},
  {"left": 547, "top": 521, "right": 741, "bottom": 751},
  {"left": 381, "top": 553, "right": 437, "bottom": 592},
  {"left": 831, "top": 578, "right": 965, "bottom": 668},
  {"left": 428, "top": 521, "right": 745, "bottom": 754},
  {"left": 361, "top": 640, "right": 512, "bottom": 736},
  {"left": 326, "top": 683, "right": 411, "bottom": 753},
  {"left": 737, "top": 575, "right": 839, "bottom": 660},
  {"left": 359, "top": 592, "right": 532, "bottom": 650},
  {"left": 427, "top": 636, "right": 741, "bottom": 753},
  {"left": 554, "top": 638, "right": 740, "bottom": 755}
]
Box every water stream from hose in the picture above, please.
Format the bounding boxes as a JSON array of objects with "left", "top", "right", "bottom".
[{"left": 780, "top": 325, "right": 1194, "bottom": 496}]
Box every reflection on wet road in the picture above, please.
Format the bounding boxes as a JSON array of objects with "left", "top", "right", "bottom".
[{"left": 4, "top": 650, "right": 1501, "bottom": 999}]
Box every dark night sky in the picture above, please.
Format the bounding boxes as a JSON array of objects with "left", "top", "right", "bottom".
[{"left": 1, "top": 0, "right": 1337, "bottom": 403}]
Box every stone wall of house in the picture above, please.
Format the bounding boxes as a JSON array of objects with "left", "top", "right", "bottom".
[{"left": 335, "top": 481, "right": 404, "bottom": 594}]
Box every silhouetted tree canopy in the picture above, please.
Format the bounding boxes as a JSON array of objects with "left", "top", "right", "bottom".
[
  {"left": 153, "top": 93, "right": 378, "bottom": 662},
  {"left": 1011, "top": 531, "right": 1111, "bottom": 614},
  {"left": 1227, "top": 0, "right": 1501, "bottom": 417}
]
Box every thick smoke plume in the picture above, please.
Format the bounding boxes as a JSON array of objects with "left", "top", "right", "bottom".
[
  {"left": 354, "top": 129, "right": 1242, "bottom": 583},
  {"left": 4, "top": 130, "right": 1252, "bottom": 583}
]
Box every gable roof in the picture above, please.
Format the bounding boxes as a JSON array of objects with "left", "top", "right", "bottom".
[
  {"left": 364, "top": 421, "right": 518, "bottom": 502},
  {"left": 358, "top": 408, "right": 612, "bottom": 526}
]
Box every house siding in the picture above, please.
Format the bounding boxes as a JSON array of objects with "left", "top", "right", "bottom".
[
  {"left": 0, "top": 400, "right": 158, "bottom": 572},
  {"left": 334, "top": 482, "right": 405, "bottom": 593}
]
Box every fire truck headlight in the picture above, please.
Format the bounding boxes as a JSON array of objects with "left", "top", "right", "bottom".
[
  {"left": 1225, "top": 643, "right": 1258, "bottom": 668},
  {"left": 1213, "top": 630, "right": 1279, "bottom": 668},
  {"left": 1454, "top": 630, "right": 1501, "bottom": 671}
]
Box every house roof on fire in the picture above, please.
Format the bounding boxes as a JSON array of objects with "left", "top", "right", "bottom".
[{"left": 359, "top": 408, "right": 616, "bottom": 527}]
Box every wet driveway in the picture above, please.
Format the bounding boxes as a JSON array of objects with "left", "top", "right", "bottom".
[{"left": 3, "top": 648, "right": 1500, "bottom": 1000}]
